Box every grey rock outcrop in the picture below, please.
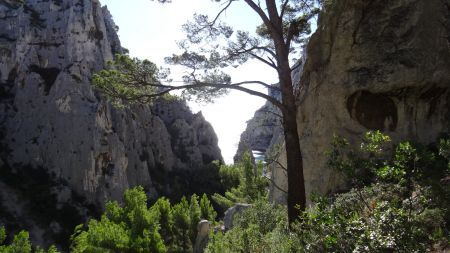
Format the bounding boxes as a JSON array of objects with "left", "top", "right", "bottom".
[
  {"left": 223, "top": 203, "right": 251, "bottom": 230},
  {"left": 233, "top": 92, "right": 282, "bottom": 164},
  {"left": 233, "top": 104, "right": 282, "bottom": 163},
  {"left": 194, "top": 220, "right": 210, "bottom": 253},
  {"left": 0, "top": 0, "right": 222, "bottom": 247},
  {"left": 269, "top": 0, "right": 450, "bottom": 204}
]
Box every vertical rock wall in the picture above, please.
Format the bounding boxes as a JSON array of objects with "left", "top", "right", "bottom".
[
  {"left": 250, "top": 0, "right": 450, "bottom": 204},
  {"left": 0, "top": 0, "right": 222, "bottom": 247}
]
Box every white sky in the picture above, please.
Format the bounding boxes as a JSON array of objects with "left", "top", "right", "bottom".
[{"left": 100, "top": 0, "right": 279, "bottom": 164}]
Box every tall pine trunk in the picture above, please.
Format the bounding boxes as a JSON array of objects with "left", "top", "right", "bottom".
[
  {"left": 282, "top": 107, "right": 306, "bottom": 224},
  {"left": 260, "top": 1, "right": 308, "bottom": 223},
  {"left": 278, "top": 58, "right": 306, "bottom": 225}
]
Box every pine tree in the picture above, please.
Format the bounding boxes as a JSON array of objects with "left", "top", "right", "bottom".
[
  {"left": 71, "top": 186, "right": 166, "bottom": 253},
  {"left": 189, "top": 194, "right": 201, "bottom": 246},
  {"left": 151, "top": 197, "right": 173, "bottom": 246},
  {"left": 170, "top": 197, "right": 192, "bottom": 253},
  {"left": 93, "top": 0, "right": 322, "bottom": 224},
  {"left": 199, "top": 194, "right": 217, "bottom": 222}
]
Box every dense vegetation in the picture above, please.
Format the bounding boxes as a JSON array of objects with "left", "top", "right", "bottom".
[
  {"left": 70, "top": 188, "right": 216, "bottom": 253},
  {"left": 206, "top": 131, "right": 450, "bottom": 252},
  {"left": 1, "top": 132, "right": 448, "bottom": 252},
  {"left": 211, "top": 152, "right": 268, "bottom": 210}
]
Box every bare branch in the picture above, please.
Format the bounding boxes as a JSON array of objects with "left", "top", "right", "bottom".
[
  {"left": 226, "top": 45, "right": 278, "bottom": 69},
  {"left": 267, "top": 56, "right": 277, "bottom": 67},
  {"left": 231, "top": 80, "right": 277, "bottom": 91},
  {"left": 265, "top": 175, "right": 288, "bottom": 193},
  {"left": 121, "top": 79, "right": 286, "bottom": 111},
  {"left": 210, "top": 0, "right": 235, "bottom": 26},
  {"left": 257, "top": 108, "right": 283, "bottom": 119},
  {"left": 255, "top": 46, "right": 278, "bottom": 59},
  {"left": 248, "top": 52, "right": 278, "bottom": 69},
  {"left": 265, "top": 0, "right": 282, "bottom": 30},
  {"left": 280, "top": 0, "right": 290, "bottom": 18},
  {"left": 243, "top": 0, "right": 272, "bottom": 28},
  {"left": 266, "top": 158, "right": 288, "bottom": 172},
  {"left": 285, "top": 21, "right": 297, "bottom": 50}
]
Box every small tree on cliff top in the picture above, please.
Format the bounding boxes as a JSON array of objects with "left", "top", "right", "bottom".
[{"left": 93, "top": 0, "right": 321, "bottom": 224}]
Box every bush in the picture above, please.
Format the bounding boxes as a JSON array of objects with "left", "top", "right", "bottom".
[
  {"left": 205, "top": 200, "right": 288, "bottom": 253},
  {"left": 0, "top": 227, "right": 59, "bottom": 253},
  {"left": 212, "top": 152, "right": 268, "bottom": 210},
  {"left": 206, "top": 132, "right": 450, "bottom": 252},
  {"left": 70, "top": 187, "right": 218, "bottom": 253},
  {"left": 71, "top": 186, "right": 166, "bottom": 253}
]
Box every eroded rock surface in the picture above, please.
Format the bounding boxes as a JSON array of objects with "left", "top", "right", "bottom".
[
  {"left": 245, "top": 0, "right": 450, "bottom": 204},
  {"left": 233, "top": 86, "right": 283, "bottom": 164},
  {"left": 0, "top": 0, "right": 222, "bottom": 248}
]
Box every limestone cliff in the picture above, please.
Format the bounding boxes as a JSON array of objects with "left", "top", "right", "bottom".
[
  {"left": 0, "top": 0, "right": 222, "bottom": 247},
  {"left": 233, "top": 85, "right": 283, "bottom": 163},
  {"left": 241, "top": 0, "right": 450, "bottom": 204}
]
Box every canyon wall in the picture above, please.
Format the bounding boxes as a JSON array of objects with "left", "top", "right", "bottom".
[
  {"left": 0, "top": 0, "right": 222, "bottom": 247},
  {"left": 239, "top": 0, "right": 450, "bottom": 204}
]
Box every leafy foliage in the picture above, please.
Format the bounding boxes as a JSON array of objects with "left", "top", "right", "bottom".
[
  {"left": 200, "top": 194, "right": 217, "bottom": 223},
  {"left": 4, "top": 133, "right": 448, "bottom": 252},
  {"left": 205, "top": 200, "right": 288, "bottom": 253},
  {"left": 206, "top": 132, "right": 450, "bottom": 252}
]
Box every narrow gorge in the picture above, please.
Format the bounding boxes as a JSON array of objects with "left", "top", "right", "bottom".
[
  {"left": 0, "top": 0, "right": 449, "bottom": 251},
  {"left": 237, "top": 0, "right": 450, "bottom": 205}
]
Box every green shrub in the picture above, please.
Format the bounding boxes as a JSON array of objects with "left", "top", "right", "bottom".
[
  {"left": 206, "top": 132, "right": 450, "bottom": 252},
  {"left": 212, "top": 152, "right": 268, "bottom": 210},
  {"left": 205, "top": 200, "right": 288, "bottom": 253},
  {"left": 71, "top": 186, "right": 166, "bottom": 253},
  {"left": 0, "top": 227, "right": 58, "bottom": 253},
  {"left": 70, "top": 187, "right": 218, "bottom": 253}
]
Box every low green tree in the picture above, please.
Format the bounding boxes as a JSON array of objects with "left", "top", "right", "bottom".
[
  {"left": 0, "top": 227, "right": 59, "bottom": 253},
  {"left": 199, "top": 194, "right": 217, "bottom": 222},
  {"left": 0, "top": 230, "right": 32, "bottom": 253},
  {"left": 151, "top": 197, "right": 173, "bottom": 248},
  {"left": 171, "top": 197, "right": 192, "bottom": 253},
  {"left": 189, "top": 194, "right": 201, "bottom": 246},
  {"left": 71, "top": 186, "right": 166, "bottom": 253},
  {"left": 212, "top": 152, "right": 268, "bottom": 209}
]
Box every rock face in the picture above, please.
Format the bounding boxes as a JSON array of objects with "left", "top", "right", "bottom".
[
  {"left": 0, "top": 0, "right": 222, "bottom": 247},
  {"left": 268, "top": 0, "right": 450, "bottom": 204},
  {"left": 194, "top": 220, "right": 210, "bottom": 253},
  {"left": 233, "top": 86, "right": 283, "bottom": 163},
  {"left": 223, "top": 203, "right": 251, "bottom": 230}
]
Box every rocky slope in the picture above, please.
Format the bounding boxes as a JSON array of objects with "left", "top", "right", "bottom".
[
  {"left": 240, "top": 0, "right": 450, "bottom": 204},
  {"left": 0, "top": 0, "right": 222, "bottom": 247}
]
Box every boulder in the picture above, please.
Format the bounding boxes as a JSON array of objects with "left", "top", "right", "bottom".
[
  {"left": 194, "top": 220, "right": 210, "bottom": 253},
  {"left": 223, "top": 203, "right": 251, "bottom": 230}
]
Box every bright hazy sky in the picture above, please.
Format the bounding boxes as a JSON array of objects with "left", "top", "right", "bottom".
[{"left": 101, "top": 0, "right": 278, "bottom": 164}]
